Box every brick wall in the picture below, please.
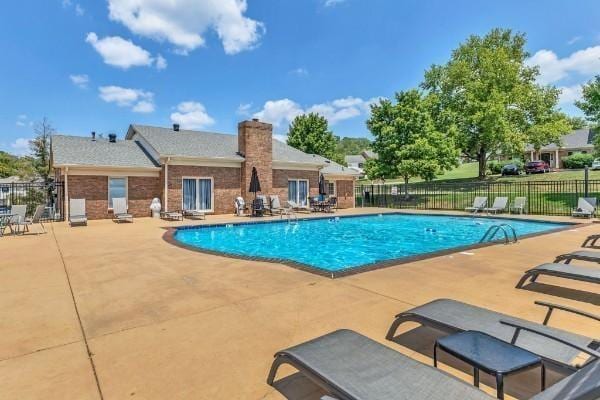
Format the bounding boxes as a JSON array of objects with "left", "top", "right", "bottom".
[
  {"left": 128, "top": 176, "right": 161, "bottom": 217},
  {"left": 334, "top": 179, "right": 355, "bottom": 209},
  {"left": 238, "top": 120, "right": 273, "bottom": 200},
  {"left": 166, "top": 165, "right": 241, "bottom": 215},
  {"left": 272, "top": 169, "right": 319, "bottom": 206}
]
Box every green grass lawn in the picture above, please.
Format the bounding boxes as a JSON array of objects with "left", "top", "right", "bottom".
[{"left": 360, "top": 162, "right": 599, "bottom": 184}]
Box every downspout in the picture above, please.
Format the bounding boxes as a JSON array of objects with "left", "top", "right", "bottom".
[
  {"left": 164, "top": 157, "right": 170, "bottom": 212},
  {"left": 64, "top": 167, "right": 69, "bottom": 220}
]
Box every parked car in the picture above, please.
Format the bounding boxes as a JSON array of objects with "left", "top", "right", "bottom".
[
  {"left": 501, "top": 164, "right": 520, "bottom": 176},
  {"left": 592, "top": 159, "right": 600, "bottom": 170},
  {"left": 525, "top": 160, "right": 550, "bottom": 174}
]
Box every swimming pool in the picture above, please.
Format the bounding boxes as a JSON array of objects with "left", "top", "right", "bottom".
[{"left": 172, "top": 213, "right": 570, "bottom": 276}]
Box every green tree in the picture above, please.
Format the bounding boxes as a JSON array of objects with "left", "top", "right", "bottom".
[
  {"left": 365, "top": 90, "right": 459, "bottom": 197},
  {"left": 334, "top": 137, "right": 372, "bottom": 165},
  {"left": 29, "top": 117, "right": 54, "bottom": 182},
  {"left": 576, "top": 76, "right": 600, "bottom": 125},
  {"left": 286, "top": 113, "right": 337, "bottom": 161},
  {"left": 422, "top": 28, "right": 569, "bottom": 178},
  {"left": 566, "top": 115, "right": 588, "bottom": 130}
]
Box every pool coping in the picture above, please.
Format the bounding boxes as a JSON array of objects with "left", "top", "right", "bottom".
[{"left": 162, "top": 212, "right": 587, "bottom": 279}]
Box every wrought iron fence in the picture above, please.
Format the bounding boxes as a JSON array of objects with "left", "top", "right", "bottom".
[
  {"left": 355, "top": 180, "right": 600, "bottom": 216},
  {"left": 0, "top": 181, "right": 64, "bottom": 221}
]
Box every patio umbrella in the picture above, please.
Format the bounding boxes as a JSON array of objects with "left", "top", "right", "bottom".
[
  {"left": 249, "top": 166, "right": 261, "bottom": 198},
  {"left": 318, "top": 174, "right": 327, "bottom": 201}
]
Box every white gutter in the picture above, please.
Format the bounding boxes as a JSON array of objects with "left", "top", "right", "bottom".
[
  {"left": 64, "top": 167, "right": 69, "bottom": 220},
  {"left": 164, "top": 157, "right": 170, "bottom": 212}
]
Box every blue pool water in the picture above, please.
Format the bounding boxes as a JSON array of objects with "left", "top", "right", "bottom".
[{"left": 173, "top": 214, "right": 568, "bottom": 273}]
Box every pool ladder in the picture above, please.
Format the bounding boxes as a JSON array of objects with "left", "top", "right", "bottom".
[
  {"left": 284, "top": 211, "right": 299, "bottom": 224},
  {"left": 479, "top": 224, "right": 518, "bottom": 244}
]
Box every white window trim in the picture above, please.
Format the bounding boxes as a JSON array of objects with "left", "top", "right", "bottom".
[
  {"left": 288, "top": 179, "right": 309, "bottom": 205},
  {"left": 182, "top": 176, "right": 214, "bottom": 213},
  {"left": 108, "top": 176, "right": 128, "bottom": 210},
  {"left": 328, "top": 181, "right": 336, "bottom": 196}
]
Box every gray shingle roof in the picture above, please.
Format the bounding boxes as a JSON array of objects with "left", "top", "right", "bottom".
[
  {"left": 345, "top": 154, "right": 366, "bottom": 164},
  {"left": 51, "top": 135, "right": 160, "bottom": 169},
  {"left": 128, "top": 124, "right": 324, "bottom": 165},
  {"left": 526, "top": 129, "right": 597, "bottom": 151},
  {"left": 313, "top": 155, "right": 361, "bottom": 177}
]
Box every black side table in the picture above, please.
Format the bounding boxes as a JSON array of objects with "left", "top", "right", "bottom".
[{"left": 434, "top": 330, "right": 545, "bottom": 399}]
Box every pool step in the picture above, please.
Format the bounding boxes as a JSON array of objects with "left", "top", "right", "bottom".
[{"left": 479, "top": 224, "right": 518, "bottom": 244}]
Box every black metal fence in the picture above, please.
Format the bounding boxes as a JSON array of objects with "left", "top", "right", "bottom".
[
  {"left": 0, "top": 181, "right": 64, "bottom": 221},
  {"left": 355, "top": 180, "right": 600, "bottom": 216}
]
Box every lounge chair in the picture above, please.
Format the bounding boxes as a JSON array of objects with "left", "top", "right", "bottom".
[
  {"left": 9, "top": 205, "right": 27, "bottom": 234},
  {"left": 183, "top": 209, "right": 205, "bottom": 220},
  {"left": 484, "top": 197, "right": 508, "bottom": 214},
  {"left": 288, "top": 200, "right": 311, "bottom": 213},
  {"left": 257, "top": 195, "right": 271, "bottom": 215},
  {"left": 516, "top": 263, "right": 600, "bottom": 288},
  {"left": 160, "top": 210, "right": 183, "bottom": 221},
  {"left": 269, "top": 195, "right": 286, "bottom": 216},
  {"left": 234, "top": 197, "right": 247, "bottom": 216},
  {"left": 510, "top": 197, "right": 527, "bottom": 214},
  {"left": 582, "top": 234, "right": 600, "bottom": 248},
  {"left": 572, "top": 197, "right": 597, "bottom": 218},
  {"left": 386, "top": 298, "right": 599, "bottom": 371},
  {"left": 69, "top": 199, "right": 88, "bottom": 226},
  {"left": 554, "top": 250, "right": 600, "bottom": 264},
  {"left": 465, "top": 197, "right": 487, "bottom": 213},
  {"left": 112, "top": 197, "right": 133, "bottom": 223},
  {"left": 21, "top": 204, "right": 46, "bottom": 234},
  {"left": 268, "top": 329, "right": 600, "bottom": 400}
]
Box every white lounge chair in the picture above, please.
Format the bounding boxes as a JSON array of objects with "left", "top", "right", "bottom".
[
  {"left": 112, "top": 197, "right": 133, "bottom": 223},
  {"left": 9, "top": 205, "right": 27, "bottom": 234},
  {"left": 183, "top": 209, "right": 205, "bottom": 220},
  {"left": 269, "top": 195, "right": 287, "bottom": 216},
  {"left": 288, "top": 200, "right": 311, "bottom": 213},
  {"left": 21, "top": 205, "right": 46, "bottom": 234},
  {"left": 483, "top": 197, "right": 508, "bottom": 214},
  {"left": 234, "top": 197, "right": 247, "bottom": 216},
  {"left": 572, "top": 197, "right": 596, "bottom": 218},
  {"left": 69, "top": 199, "right": 88, "bottom": 226},
  {"left": 510, "top": 197, "right": 527, "bottom": 214},
  {"left": 465, "top": 197, "right": 487, "bottom": 213}
]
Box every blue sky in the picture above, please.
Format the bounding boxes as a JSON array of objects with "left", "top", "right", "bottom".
[{"left": 1, "top": 0, "right": 600, "bottom": 155}]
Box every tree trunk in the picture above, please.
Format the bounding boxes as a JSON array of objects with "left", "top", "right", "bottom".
[
  {"left": 404, "top": 176, "right": 410, "bottom": 199},
  {"left": 478, "top": 148, "right": 487, "bottom": 180}
]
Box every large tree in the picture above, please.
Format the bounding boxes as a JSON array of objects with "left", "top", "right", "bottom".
[
  {"left": 575, "top": 76, "right": 600, "bottom": 125},
  {"left": 29, "top": 117, "right": 54, "bottom": 182},
  {"left": 286, "top": 113, "right": 338, "bottom": 161},
  {"left": 422, "top": 28, "right": 569, "bottom": 178},
  {"left": 365, "top": 90, "right": 458, "bottom": 197}
]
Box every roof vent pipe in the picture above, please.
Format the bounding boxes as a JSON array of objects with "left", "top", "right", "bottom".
[
  {"left": 108, "top": 133, "right": 117, "bottom": 143},
  {"left": 91, "top": 131, "right": 96, "bottom": 141},
  {"left": 173, "top": 123, "right": 180, "bottom": 132},
  {"left": 252, "top": 118, "right": 259, "bottom": 122}
]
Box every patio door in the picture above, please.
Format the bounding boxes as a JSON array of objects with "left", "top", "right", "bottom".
[
  {"left": 288, "top": 179, "right": 309, "bottom": 206},
  {"left": 182, "top": 178, "right": 213, "bottom": 212}
]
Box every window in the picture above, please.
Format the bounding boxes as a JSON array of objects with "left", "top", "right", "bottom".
[
  {"left": 328, "top": 181, "right": 336, "bottom": 196},
  {"left": 288, "top": 179, "right": 309, "bottom": 206},
  {"left": 108, "top": 177, "right": 127, "bottom": 209},
  {"left": 182, "top": 178, "right": 213, "bottom": 212}
]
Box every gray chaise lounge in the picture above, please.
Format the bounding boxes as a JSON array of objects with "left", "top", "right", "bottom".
[
  {"left": 582, "top": 234, "right": 600, "bottom": 248},
  {"left": 554, "top": 250, "right": 600, "bottom": 264},
  {"left": 516, "top": 263, "right": 600, "bottom": 288},
  {"left": 268, "top": 329, "right": 600, "bottom": 400},
  {"left": 572, "top": 197, "right": 597, "bottom": 218},
  {"left": 386, "top": 299, "right": 599, "bottom": 371}
]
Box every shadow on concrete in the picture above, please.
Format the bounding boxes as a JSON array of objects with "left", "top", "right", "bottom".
[
  {"left": 520, "top": 282, "right": 600, "bottom": 306},
  {"left": 271, "top": 372, "right": 325, "bottom": 400}
]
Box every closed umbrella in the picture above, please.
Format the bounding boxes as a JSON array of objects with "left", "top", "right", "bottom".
[
  {"left": 249, "top": 167, "right": 261, "bottom": 198},
  {"left": 318, "top": 174, "right": 327, "bottom": 201}
]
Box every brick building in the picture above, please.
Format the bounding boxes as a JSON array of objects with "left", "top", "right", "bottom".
[{"left": 51, "top": 120, "right": 359, "bottom": 220}]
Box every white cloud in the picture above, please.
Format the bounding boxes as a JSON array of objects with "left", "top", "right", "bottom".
[
  {"left": 107, "top": 0, "right": 265, "bottom": 55},
  {"left": 86, "top": 32, "right": 165, "bottom": 70},
  {"left": 558, "top": 85, "right": 583, "bottom": 105},
  {"left": 15, "top": 115, "right": 28, "bottom": 127},
  {"left": 62, "top": 0, "right": 72, "bottom": 8},
  {"left": 253, "top": 96, "right": 380, "bottom": 128},
  {"left": 289, "top": 67, "right": 309, "bottom": 76},
  {"left": 526, "top": 45, "right": 600, "bottom": 84},
  {"left": 99, "top": 85, "right": 155, "bottom": 113},
  {"left": 75, "top": 4, "right": 85, "bottom": 16},
  {"left": 70, "top": 74, "right": 89, "bottom": 89},
  {"left": 170, "top": 101, "right": 215, "bottom": 130},
  {"left": 567, "top": 36, "right": 581, "bottom": 45},
  {"left": 10, "top": 138, "right": 31, "bottom": 155},
  {"left": 236, "top": 103, "right": 253, "bottom": 116},
  {"left": 273, "top": 134, "right": 288, "bottom": 143},
  {"left": 324, "top": 0, "right": 346, "bottom": 6}
]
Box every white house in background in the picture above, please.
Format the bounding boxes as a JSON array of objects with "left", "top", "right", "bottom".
[
  {"left": 344, "top": 150, "right": 377, "bottom": 176},
  {"left": 524, "top": 128, "right": 597, "bottom": 169}
]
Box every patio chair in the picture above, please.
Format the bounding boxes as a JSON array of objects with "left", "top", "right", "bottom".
[
  {"left": 483, "top": 197, "right": 508, "bottom": 214},
  {"left": 268, "top": 329, "right": 600, "bottom": 400},
  {"left": 234, "top": 197, "right": 247, "bottom": 216},
  {"left": 288, "top": 200, "right": 311, "bottom": 213},
  {"left": 20, "top": 204, "right": 46, "bottom": 234},
  {"left": 69, "top": 199, "right": 88, "bottom": 226},
  {"left": 326, "top": 196, "right": 338, "bottom": 213},
  {"left": 269, "top": 195, "right": 287, "bottom": 216},
  {"left": 582, "top": 234, "right": 600, "bottom": 248},
  {"left": 160, "top": 210, "right": 183, "bottom": 221},
  {"left": 510, "top": 197, "right": 527, "bottom": 214},
  {"left": 465, "top": 197, "right": 487, "bottom": 213},
  {"left": 572, "top": 197, "right": 597, "bottom": 218},
  {"left": 183, "top": 209, "right": 206, "bottom": 220},
  {"left": 251, "top": 198, "right": 265, "bottom": 217},
  {"left": 554, "top": 250, "right": 600, "bottom": 264},
  {"left": 9, "top": 205, "right": 27, "bottom": 234},
  {"left": 516, "top": 263, "right": 600, "bottom": 289},
  {"left": 112, "top": 197, "right": 133, "bottom": 223},
  {"left": 257, "top": 195, "right": 271, "bottom": 215},
  {"left": 386, "top": 298, "right": 599, "bottom": 372}
]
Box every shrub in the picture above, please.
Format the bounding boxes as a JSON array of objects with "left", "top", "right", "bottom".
[
  {"left": 561, "top": 153, "right": 594, "bottom": 169},
  {"left": 488, "top": 159, "right": 524, "bottom": 175}
]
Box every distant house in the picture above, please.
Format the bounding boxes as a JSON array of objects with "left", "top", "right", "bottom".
[
  {"left": 525, "top": 128, "right": 597, "bottom": 168},
  {"left": 344, "top": 150, "right": 378, "bottom": 176},
  {"left": 50, "top": 120, "right": 359, "bottom": 220}
]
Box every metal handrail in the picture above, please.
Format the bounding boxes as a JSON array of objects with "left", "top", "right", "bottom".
[{"left": 479, "top": 223, "right": 518, "bottom": 244}]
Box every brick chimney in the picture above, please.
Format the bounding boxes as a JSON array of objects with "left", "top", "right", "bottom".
[{"left": 238, "top": 119, "right": 273, "bottom": 199}]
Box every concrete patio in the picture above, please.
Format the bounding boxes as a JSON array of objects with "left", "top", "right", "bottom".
[{"left": 0, "top": 209, "right": 598, "bottom": 399}]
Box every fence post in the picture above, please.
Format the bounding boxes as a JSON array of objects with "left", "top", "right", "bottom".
[{"left": 585, "top": 166, "right": 589, "bottom": 197}]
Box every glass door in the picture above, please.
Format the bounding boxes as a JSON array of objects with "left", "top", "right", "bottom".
[
  {"left": 298, "top": 180, "right": 308, "bottom": 206},
  {"left": 182, "top": 178, "right": 213, "bottom": 211},
  {"left": 182, "top": 179, "right": 197, "bottom": 210}
]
